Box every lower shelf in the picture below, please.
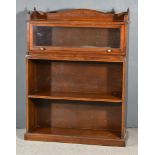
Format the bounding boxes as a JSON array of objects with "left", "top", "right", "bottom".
[{"left": 24, "top": 127, "right": 126, "bottom": 146}]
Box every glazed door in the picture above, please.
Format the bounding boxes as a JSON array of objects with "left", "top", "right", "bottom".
[{"left": 29, "top": 23, "right": 125, "bottom": 55}]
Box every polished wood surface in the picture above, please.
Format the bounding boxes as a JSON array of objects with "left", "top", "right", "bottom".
[
  {"left": 28, "top": 91, "right": 122, "bottom": 102},
  {"left": 29, "top": 8, "right": 128, "bottom": 23},
  {"left": 26, "top": 52, "right": 125, "bottom": 62},
  {"left": 25, "top": 9, "right": 129, "bottom": 146},
  {"left": 25, "top": 131, "right": 126, "bottom": 147},
  {"left": 30, "top": 127, "right": 121, "bottom": 139}
]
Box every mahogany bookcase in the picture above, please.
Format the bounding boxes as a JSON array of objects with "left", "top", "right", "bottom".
[{"left": 24, "top": 9, "right": 129, "bottom": 147}]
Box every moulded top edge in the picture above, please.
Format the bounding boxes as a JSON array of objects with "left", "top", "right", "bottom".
[
  {"left": 26, "top": 20, "right": 128, "bottom": 26},
  {"left": 27, "top": 8, "right": 129, "bottom": 23}
]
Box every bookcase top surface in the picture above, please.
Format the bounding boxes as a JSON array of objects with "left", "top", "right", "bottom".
[{"left": 28, "top": 8, "right": 129, "bottom": 23}]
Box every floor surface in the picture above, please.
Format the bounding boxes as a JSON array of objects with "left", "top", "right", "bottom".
[{"left": 17, "top": 128, "right": 138, "bottom": 155}]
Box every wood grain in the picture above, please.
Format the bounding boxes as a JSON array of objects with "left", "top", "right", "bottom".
[{"left": 25, "top": 9, "right": 129, "bottom": 146}]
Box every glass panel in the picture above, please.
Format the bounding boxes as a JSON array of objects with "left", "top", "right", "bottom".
[{"left": 33, "top": 26, "right": 120, "bottom": 48}]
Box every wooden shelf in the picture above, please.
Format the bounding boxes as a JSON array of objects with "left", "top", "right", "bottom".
[
  {"left": 28, "top": 90, "right": 122, "bottom": 102},
  {"left": 25, "top": 127, "right": 125, "bottom": 146},
  {"left": 29, "top": 127, "right": 121, "bottom": 140},
  {"left": 35, "top": 127, "right": 120, "bottom": 139}
]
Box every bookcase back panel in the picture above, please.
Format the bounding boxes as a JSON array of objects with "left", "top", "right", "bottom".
[
  {"left": 51, "top": 61, "right": 122, "bottom": 96},
  {"left": 51, "top": 101, "right": 121, "bottom": 131}
]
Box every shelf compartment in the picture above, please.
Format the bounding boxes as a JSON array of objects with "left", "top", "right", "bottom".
[
  {"left": 27, "top": 98, "right": 122, "bottom": 133},
  {"left": 28, "top": 91, "right": 122, "bottom": 102},
  {"left": 27, "top": 60, "right": 123, "bottom": 103},
  {"left": 26, "top": 98, "right": 123, "bottom": 146}
]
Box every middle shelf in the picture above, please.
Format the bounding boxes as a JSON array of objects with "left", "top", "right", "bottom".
[{"left": 28, "top": 91, "right": 122, "bottom": 102}]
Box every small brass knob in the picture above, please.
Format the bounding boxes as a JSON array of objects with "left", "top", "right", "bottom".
[
  {"left": 40, "top": 47, "right": 46, "bottom": 51},
  {"left": 106, "top": 49, "right": 112, "bottom": 53}
]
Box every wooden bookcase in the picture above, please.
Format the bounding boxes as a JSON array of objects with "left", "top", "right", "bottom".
[{"left": 24, "top": 9, "right": 129, "bottom": 147}]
